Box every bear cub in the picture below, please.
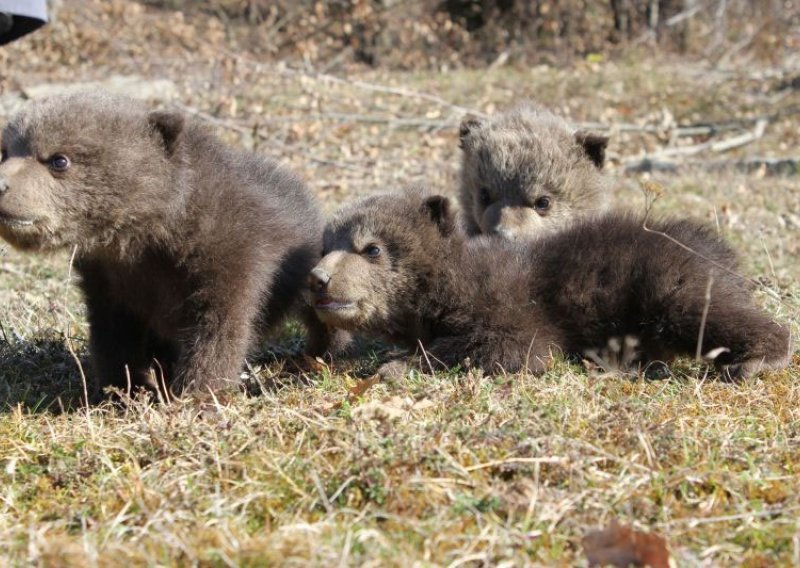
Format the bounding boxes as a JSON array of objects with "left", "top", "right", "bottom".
[
  {"left": 307, "top": 188, "right": 791, "bottom": 379},
  {"left": 458, "top": 104, "right": 611, "bottom": 240},
  {"left": 0, "top": 92, "right": 329, "bottom": 399}
]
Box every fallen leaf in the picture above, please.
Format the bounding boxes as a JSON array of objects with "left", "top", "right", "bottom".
[
  {"left": 348, "top": 374, "right": 381, "bottom": 401},
  {"left": 582, "top": 520, "right": 670, "bottom": 568},
  {"left": 332, "top": 374, "right": 382, "bottom": 412},
  {"left": 286, "top": 354, "right": 329, "bottom": 374},
  {"left": 639, "top": 178, "right": 666, "bottom": 198}
]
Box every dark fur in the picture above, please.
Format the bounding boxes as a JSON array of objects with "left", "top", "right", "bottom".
[
  {"left": 308, "top": 188, "right": 791, "bottom": 379},
  {"left": 0, "top": 92, "right": 330, "bottom": 398}
]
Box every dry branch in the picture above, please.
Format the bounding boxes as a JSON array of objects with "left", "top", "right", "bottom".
[
  {"left": 301, "top": 71, "right": 485, "bottom": 119},
  {"left": 224, "top": 50, "right": 486, "bottom": 119},
  {"left": 625, "top": 156, "right": 800, "bottom": 176},
  {"left": 464, "top": 457, "right": 568, "bottom": 472},
  {"left": 624, "top": 117, "right": 769, "bottom": 166},
  {"left": 709, "top": 118, "right": 767, "bottom": 152}
]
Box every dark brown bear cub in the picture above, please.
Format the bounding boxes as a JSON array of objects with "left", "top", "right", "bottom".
[
  {"left": 307, "top": 188, "right": 790, "bottom": 379},
  {"left": 0, "top": 91, "right": 329, "bottom": 399}
]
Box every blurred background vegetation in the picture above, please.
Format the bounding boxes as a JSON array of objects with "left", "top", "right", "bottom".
[
  {"left": 138, "top": 0, "right": 796, "bottom": 67},
  {"left": 9, "top": 0, "right": 797, "bottom": 71}
]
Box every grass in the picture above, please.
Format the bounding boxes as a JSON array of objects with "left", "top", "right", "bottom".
[
  {"left": 2, "top": 364, "right": 799, "bottom": 565},
  {"left": 1, "top": 1, "right": 800, "bottom": 565}
]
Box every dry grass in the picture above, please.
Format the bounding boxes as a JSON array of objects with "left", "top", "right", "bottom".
[{"left": 1, "top": 2, "right": 799, "bottom": 566}]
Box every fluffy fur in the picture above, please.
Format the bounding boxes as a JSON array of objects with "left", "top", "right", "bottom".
[
  {"left": 307, "top": 188, "right": 791, "bottom": 379},
  {"left": 459, "top": 104, "right": 611, "bottom": 240},
  {"left": 0, "top": 91, "right": 330, "bottom": 398}
]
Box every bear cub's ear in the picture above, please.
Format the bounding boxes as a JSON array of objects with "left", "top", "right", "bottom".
[
  {"left": 458, "top": 116, "right": 482, "bottom": 150},
  {"left": 574, "top": 130, "right": 609, "bottom": 169},
  {"left": 148, "top": 110, "right": 185, "bottom": 156},
  {"left": 422, "top": 195, "right": 456, "bottom": 236}
]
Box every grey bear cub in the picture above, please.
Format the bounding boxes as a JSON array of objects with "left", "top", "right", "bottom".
[
  {"left": 0, "top": 91, "right": 332, "bottom": 399},
  {"left": 307, "top": 188, "right": 791, "bottom": 380},
  {"left": 459, "top": 104, "right": 611, "bottom": 240}
]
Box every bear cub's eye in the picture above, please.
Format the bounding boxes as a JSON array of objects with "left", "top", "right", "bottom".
[
  {"left": 478, "top": 187, "right": 492, "bottom": 206},
  {"left": 48, "top": 154, "right": 71, "bottom": 172},
  {"left": 363, "top": 244, "right": 381, "bottom": 258},
  {"left": 534, "top": 196, "right": 551, "bottom": 212}
]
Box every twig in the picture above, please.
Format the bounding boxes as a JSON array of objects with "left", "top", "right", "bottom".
[
  {"left": 261, "top": 4, "right": 304, "bottom": 46},
  {"left": 707, "top": 0, "right": 728, "bottom": 56},
  {"left": 309, "top": 468, "right": 333, "bottom": 514},
  {"left": 221, "top": 50, "right": 486, "bottom": 118},
  {"left": 154, "top": 359, "right": 172, "bottom": 405},
  {"left": 338, "top": 528, "right": 353, "bottom": 568},
  {"left": 638, "top": 184, "right": 790, "bottom": 314},
  {"left": 408, "top": 477, "right": 476, "bottom": 488},
  {"left": 260, "top": 111, "right": 450, "bottom": 130},
  {"left": 629, "top": 117, "right": 768, "bottom": 163},
  {"left": 287, "top": 70, "right": 484, "bottom": 119},
  {"left": 716, "top": 20, "right": 767, "bottom": 68},
  {"left": 435, "top": 446, "right": 471, "bottom": 478},
  {"left": 665, "top": 1, "right": 707, "bottom": 26},
  {"left": 761, "top": 235, "right": 777, "bottom": 280},
  {"left": 625, "top": 156, "right": 800, "bottom": 176},
  {"left": 695, "top": 272, "right": 714, "bottom": 361},
  {"left": 464, "top": 456, "right": 567, "bottom": 472},
  {"left": 644, "top": 140, "right": 715, "bottom": 160},
  {"left": 585, "top": 104, "right": 800, "bottom": 138},
  {"left": 264, "top": 458, "right": 311, "bottom": 501},
  {"left": 328, "top": 476, "right": 356, "bottom": 503},
  {"left": 565, "top": 438, "right": 653, "bottom": 473},
  {"left": 418, "top": 341, "right": 435, "bottom": 376},
  {"left": 672, "top": 505, "right": 800, "bottom": 527},
  {"left": 637, "top": 181, "right": 800, "bottom": 334},
  {"left": 641, "top": 196, "right": 750, "bottom": 287},
  {"left": 709, "top": 118, "right": 767, "bottom": 152},
  {"left": 578, "top": 119, "right": 748, "bottom": 137},
  {"left": 63, "top": 245, "right": 91, "bottom": 411}
]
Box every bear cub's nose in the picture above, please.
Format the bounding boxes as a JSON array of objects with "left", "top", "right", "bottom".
[{"left": 309, "top": 267, "right": 331, "bottom": 293}]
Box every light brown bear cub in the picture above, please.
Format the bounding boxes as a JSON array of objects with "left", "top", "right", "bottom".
[
  {"left": 307, "top": 188, "right": 790, "bottom": 379},
  {"left": 0, "top": 91, "right": 330, "bottom": 399},
  {"left": 459, "top": 104, "right": 610, "bottom": 240}
]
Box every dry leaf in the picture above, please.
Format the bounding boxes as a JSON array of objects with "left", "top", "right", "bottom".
[
  {"left": 348, "top": 374, "right": 381, "bottom": 400},
  {"left": 286, "top": 354, "right": 328, "bottom": 374},
  {"left": 332, "top": 374, "right": 381, "bottom": 412},
  {"left": 639, "top": 179, "right": 666, "bottom": 198},
  {"left": 583, "top": 520, "right": 670, "bottom": 568}
]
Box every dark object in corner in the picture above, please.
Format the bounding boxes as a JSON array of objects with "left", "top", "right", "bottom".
[{"left": 0, "top": 0, "right": 48, "bottom": 45}]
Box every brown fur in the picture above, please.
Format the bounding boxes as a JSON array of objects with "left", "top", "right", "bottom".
[
  {"left": 307, "top": 188, "right": 791, "bottom": 379},
  {"left": 459, "top": 104, "right": 611, "bottom": 240},
  {"left": 0, "top": 91, "right": 331, "bottom": 398}
]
